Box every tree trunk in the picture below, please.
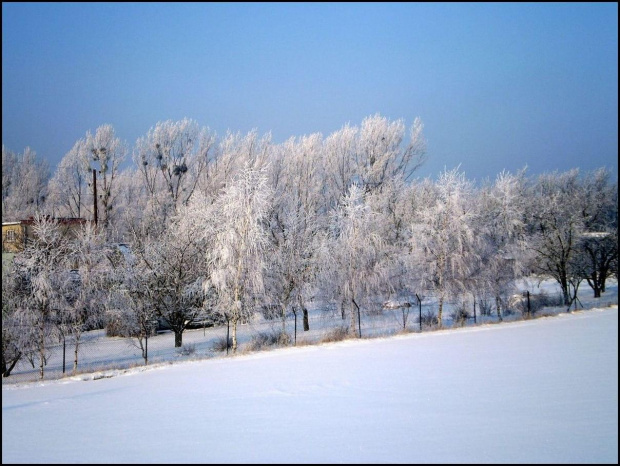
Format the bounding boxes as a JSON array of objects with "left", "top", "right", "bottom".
[
  {"left": 437, "top": 296, "right": 443, "bottom": 328},
  {"left": 350, "top": 298, "right": 359, "bottom": 337},
  {"left": 174, "top": 330, "right": 182, "bottom": 348},
  {"left": 559, "top": 271, "right": 570, "bottom": 306},
  {"left": 590, "top": 272, "right": 602, "bottom": 298},
  {"left": 39, "top": 318, "right": 45, "bottom": 380},
  {"left": 3, "top": 357, "right": 20, "bottom": 378},
  {"left": 73, "top": 339, "right": 80, "bottom": 374},
  {"left": 281, "top": 303, "right": 287, "bottom": 333},
  {"left": 495, "top": 295, "right": 503, "bottom": 322},
  {"left": 299, "top": 296, "right": 310, "bottom": 331},
  {"left": 231, "top": 318, "right": 238, "bottom": 353}
]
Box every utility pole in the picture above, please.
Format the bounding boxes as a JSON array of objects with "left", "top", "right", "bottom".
[{"left": 92, "top": 168, "right": 98, "bottom": 227}]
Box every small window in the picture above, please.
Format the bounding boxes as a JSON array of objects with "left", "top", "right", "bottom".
[{"left": 6, "top": 230, "right": 16, "bottom": 242}]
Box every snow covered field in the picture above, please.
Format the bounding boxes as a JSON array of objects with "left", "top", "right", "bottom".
[{"left": 2, "top": 302, "right": 617, "bottom": 463}]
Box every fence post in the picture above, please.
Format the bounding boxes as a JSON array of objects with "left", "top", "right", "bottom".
[
  {"left": 473, "top": 298, "right": 477, "bottom": 324},
  {"left": 526, "top": 290, "right": 531, "bottom": 317},
  {"left": 352, "top": 299, "right": 361, "bottom": 338},
  {"left": 226, "top": 318, "right": 230, "bottom": 355},
  {"left": 416, "top": 294, "right": 422, "bottom": 331},
  {"left": 62, "top": 336, "right": 66, "bottom": 374},
  {"left": 358, "top": 306, "right": 361, "bottom": 338}
]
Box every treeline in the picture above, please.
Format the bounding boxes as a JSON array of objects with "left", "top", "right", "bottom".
[{"left": 2, "top": 115, "right": 618, "bottom": 378}]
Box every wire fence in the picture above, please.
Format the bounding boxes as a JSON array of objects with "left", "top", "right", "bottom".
[{"left": 3, "top": 291, "right": 618, "bottom": 385}]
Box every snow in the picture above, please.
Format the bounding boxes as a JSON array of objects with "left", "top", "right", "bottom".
[{"left": 2, "top": 304, "right": 617, "bottom": 463}]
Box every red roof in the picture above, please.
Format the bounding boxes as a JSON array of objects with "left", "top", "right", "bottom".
[{"left": 19, "top": 217, "right": 87, "bottom": 226}]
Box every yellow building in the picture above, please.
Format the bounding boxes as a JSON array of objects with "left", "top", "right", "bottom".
[{"left": 2, "top": 217, "right": 88, "bottom": 253}]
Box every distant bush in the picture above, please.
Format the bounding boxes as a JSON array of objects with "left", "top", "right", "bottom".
[
  {"left": 318, "top": 326, "right": 350, "bottom": 343},
  {"left": 477, "top": 298, "right": 494, "bottom": 316},
  {"left": 245, "top": 329, "right": 291, "bottom": 352},
  {"left": 419, "top": 310, "right": 439, "bottom": 327},
  {"left": 211, "top": 336, "right": 232, "bottom": 352},
  {"left": 450, "top": 304, "right": 470, "bottom": 327},
  {"left": 177, "top": 342, "right": 196, "bottom": 356},
  {"left": 509, "top": 291, "right": 565, "bottom": 315},
  {"left": 104, "top": 312, "right": 157, "bottom": 338},
  {"left": 258, "top": 304, "right": 281, "bottom": 321},
  {"left": 534, "top": 291, "right": 564, "bottom": 312}
]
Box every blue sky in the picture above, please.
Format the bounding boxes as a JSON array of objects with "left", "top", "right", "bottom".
[{"left": 2, "top": 2, "right": 618, "bottom": 181}]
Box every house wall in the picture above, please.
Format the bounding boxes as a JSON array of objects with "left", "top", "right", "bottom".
[
  {"left": 1, "top": 224, "right": 26, "bottom": 253},
  {"left": 2, "top": 219, "right": 87, "bottom": 253}
]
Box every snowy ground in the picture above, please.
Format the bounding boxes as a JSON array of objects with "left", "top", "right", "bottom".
[{"left": 2, "top": 302, "right": 617, "bottom": 463}]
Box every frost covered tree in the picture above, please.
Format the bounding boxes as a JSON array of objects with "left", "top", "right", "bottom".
[
  {"left": 204, "top": 129, "right": 273, "bottom": 198},
  {"left": 79, "top": 124, "right": 127, "bottom": 233},
  {"left": 110, "top": 167, "right": 150, "bottom": 241},
  {"left": 323, "top": 123, "right": 358, "bottom": 205},
  {"left": 572, "top": 168, "right": 618, "bottom": 298},
  {"left": 10, "top": 214, "right": 71, "bottom": 379},
  {"left": 321, "top": 184, "right": 390, "bottom": 337},
  {"left": 476, "top": 169, "right": 529, "bottom": 319},
  {"left": 526, "top": 169, "right": 585, "bottom": 306},
  {"left": 133, "top": 118, "right": 216, "bottom": 222},
  {"left": 126, "top": 218, "right": 206, "bottom": 348},
  {"left": 265, "top": 134, "right": 325, "bottom": 334},
  {"left": 198, "top": 166, "right": 272, "bottom": 353},
  {"left": 2, "top": 145, "right": 50, "bottom": 222},
  {"left": 323, "top": 114, "right": 426, "bottom": 206},
  {"left": 61, "top": 222, "right": 109, "bottom": 372},
  {"left": 365, "top": 178, "right": 416, "bottom": 308},
  {"left": 2, "top": 259, "right": 33, "bottom": 377},
  {"left": 104, "top": 244, "right": 159, "bottom": 364},
  {"left": 356, "top": 114, "right": 426, "bottom": 191},
  {"left": 409, "top": 168, "right": 478, "bottom": 327},
  {"left": 47, "top": 140, "right": 88, "bottom": 219}
]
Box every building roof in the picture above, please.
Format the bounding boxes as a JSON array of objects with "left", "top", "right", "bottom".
[{"left": 3, "top": 217, "right": 88, "bottom": 226}]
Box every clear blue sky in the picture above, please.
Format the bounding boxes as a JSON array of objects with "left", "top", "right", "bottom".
[{"left": 2, "top": 2, "right": 618, "bottom": 181}]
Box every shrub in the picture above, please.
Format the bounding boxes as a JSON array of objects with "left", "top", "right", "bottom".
[
  {"left": 258, "top": 304, "right": 281, "bottom": 321},
  {"left": 450, "top": 305, "right": 470, "bottom": 327},
  {"left": 516, "top": 291, "right": 565, "bottom": 315},
  {"left": 211, "top": 336, "right": 232, "bottom": 352},
  {"left": 178, "top": 343, "right": 196, "bottom": 356},
  {"left": 477, "top": 298, "right": 494, "bottom": 316},
  {"left": 419, "top": 310, "right": 439, "bottom": 327},
  {"left": 318, "top": 325, "right": 350, "bottom": 343},
  {"left": 245, "top": 329, "right": 291, "bottom": 352}
]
